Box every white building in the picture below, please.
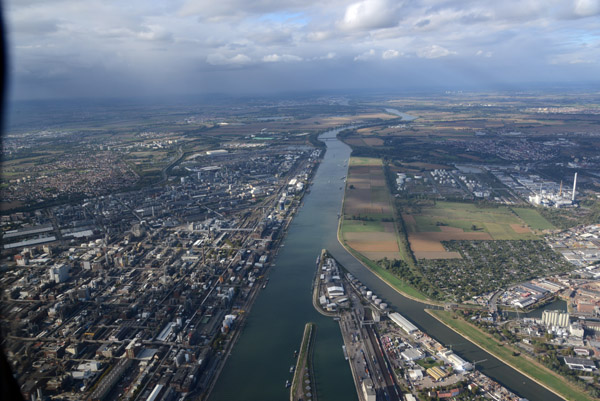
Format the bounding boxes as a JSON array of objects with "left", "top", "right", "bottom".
[
  {"left": 408, "top": 369, "right": 423, "bottom": 381},
  {"left": 563, "top": 357, "right": 596, "bottom": 372},
  {"left": 389, "top": 312, "right": 418, "bottom": 334},
  {"left": 569, "top": 323, "right": 585, "bottom": 339},
  {"left": 362, "top": 379, "right": 376, "bottom": 401},
  {"left": 401, "top": 348, "right": 423, "bottom": 361},
  {"left": 326, "top": 285, "right": 344, "bottom": 297},
  {"left": 446, "top": 353, "right": 473, "bottom": 371},
  {"left": 49, "top": 264, "right": 69, "bottom": 283},
  {"left": 542, "top": 310, "right": 569, "bottom": 328}
]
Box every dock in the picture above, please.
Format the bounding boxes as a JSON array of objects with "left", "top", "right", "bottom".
[
  {"left": 312, "top": 250, "right": 402, "bottom": 401},
  {"left": 290, "top": 323, "right": 317, "bottom": 401}
]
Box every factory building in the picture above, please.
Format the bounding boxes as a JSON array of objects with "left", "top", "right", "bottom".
[
  {"left": 361, "top": 379, "right": 376, "bottom": 401},
  {"left": 326, "top": 285, "right": 344, "bottom": 297},
  {"left": 49, "top": 263, "right": 69, "bottom": 283},
  {"left": 389, "top": 312, "right": 418, "bottom": 334},
  {"left": 563, "top": 357, "right": 597, "bottom": 372},
  {"left": 426, "top": 366, "right": 448, "bottom": 381},
  {"left": 542, "top": 310, "right": 570, "bottom": 328},
  {"left": 446, "top": 353, "right": 473, "bottom": 371}
]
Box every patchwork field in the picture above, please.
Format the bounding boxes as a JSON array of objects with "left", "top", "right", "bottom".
[
  {"left": 363, "top": 137, "right": 384, "bottom": 146},
  {"left": 402, "top": 202, "right": 550, "bottom": 259},
  {"left": 341, "top": 157, "right": 402, "bottom": 261},
  {"left": 343, "top": 158, "right": 393, "bottom": 218},
  {"left": 512, "top": 207, "right": 557, "bottom": 231}
]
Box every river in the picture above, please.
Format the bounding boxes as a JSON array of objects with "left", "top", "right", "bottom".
[{"left": 210, "top": 127, "right": 564, "bottom": 401}]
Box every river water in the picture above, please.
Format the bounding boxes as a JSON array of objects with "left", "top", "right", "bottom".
[{"left": 210, "top": 127, "right": 563, "bottom": 401}]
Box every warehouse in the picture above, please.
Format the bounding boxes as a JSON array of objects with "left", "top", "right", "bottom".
[
  {"left": 563, "top": 357, "right": 597, "bottom": 372},
  {"left": 446, "top": 353, "right": 473, "bottom": 371},
  {"left": 389, "top": 312, "right": 418, "bottom": 334}
]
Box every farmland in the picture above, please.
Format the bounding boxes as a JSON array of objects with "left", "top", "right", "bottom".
[
  {"left": 512, "top": 207, "right": 557, "bottom": 231},
  {"left": 340, "top": 157, "right": 403, "bottom": 262},
  {"left": 402, "top": 201, "right": 544, "bottom": 259}
]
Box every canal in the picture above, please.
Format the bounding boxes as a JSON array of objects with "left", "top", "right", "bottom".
[
  {"left": 210, "top": 127, "right": 564, "bottom": 401},
  {"left": 209, "top": 127, "right": 358, "bottom": 401}
]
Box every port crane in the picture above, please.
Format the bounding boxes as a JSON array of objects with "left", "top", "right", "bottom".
[{"left": 472, "top": 359, "right": 487, "bottom": 369}]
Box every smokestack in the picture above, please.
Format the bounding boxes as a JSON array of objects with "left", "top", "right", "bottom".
[{"left": 572, "top": 172, "right": 577, "bottom": 202}]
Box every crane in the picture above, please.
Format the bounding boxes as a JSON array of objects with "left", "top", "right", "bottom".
[{"left": 472, "top": 359, "right": 487, "bottom": 369}]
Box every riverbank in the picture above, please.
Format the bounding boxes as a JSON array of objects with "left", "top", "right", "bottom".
[
  {"left": 426, "top": 309, "right": 593, "bottom": 401},
  {"left": 336, "top": 205, "right": 440, "bottom": 306},
  {"left": 291, "top": 323, "right": 317, "bottom": 401}
]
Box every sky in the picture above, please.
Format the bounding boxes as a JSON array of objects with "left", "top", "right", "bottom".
[{"left": 4, "top": 0, "right": 600, "bottom": 100}]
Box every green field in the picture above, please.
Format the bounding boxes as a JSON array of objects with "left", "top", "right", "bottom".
[
  {"left": 428, "top": 309, "right": 596, "bottom": 401},
  {"left": 410, "top": 201, "right": 540, "bottom": 240},
  {"left": 483, "top": 222, "right": 533, "bottom": 240},
  {"left": 371, "top": 186, "right": 389, "bottom": 203},
  {"left": 412, "top": 216, "right": 442, "bottom": 232},
  {"left": 512, "top": 208, "right": 557, "bottom": 231},
  {"left": 416, "top": 357, "right": 444, "bottom": 369}
]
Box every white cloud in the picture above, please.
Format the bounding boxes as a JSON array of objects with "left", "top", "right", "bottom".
[
  {"left": 382, "top": 49, "right": 400, "bottom": 59},
  {"left": 312, "top": 52, "right": 337, "bottom": 60},
  {"left": 262, "top": 54, "right": 302, "bottom": 62},
  {"left": 136, "top": 25, "right": 173, "bottom": 42},
  {"left": 206, "top": 53, "right": 252, "bottom": 66},
  {"left": 475, "top": 50, "right": 493, "bottom": 58},
  {"left": 573, "top": 0, "right": 600, "bottom": 17},
  {"left": 340, "top": 0, "right": 399, "bottom": 31},
  {"left": 306, "top": 30, "right": 333, "bottom": 42},
  {"left": 354, "top": 49, "right": 376, "bottom": 61},
  {"left": 417, "top": 45, "right": 456, "bottom": 59}
]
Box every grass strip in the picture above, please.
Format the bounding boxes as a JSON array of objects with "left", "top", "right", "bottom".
[{"left": 290, "top": 323, "right": 316, "bottom": 401}]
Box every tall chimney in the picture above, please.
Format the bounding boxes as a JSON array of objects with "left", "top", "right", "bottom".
[{"left": 572, "top": 172, "right": 577, "bottom": 202}]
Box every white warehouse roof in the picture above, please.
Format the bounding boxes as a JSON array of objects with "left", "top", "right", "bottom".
[{"left": 389, "top": 312, "right": 418, "bottom": 334}]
